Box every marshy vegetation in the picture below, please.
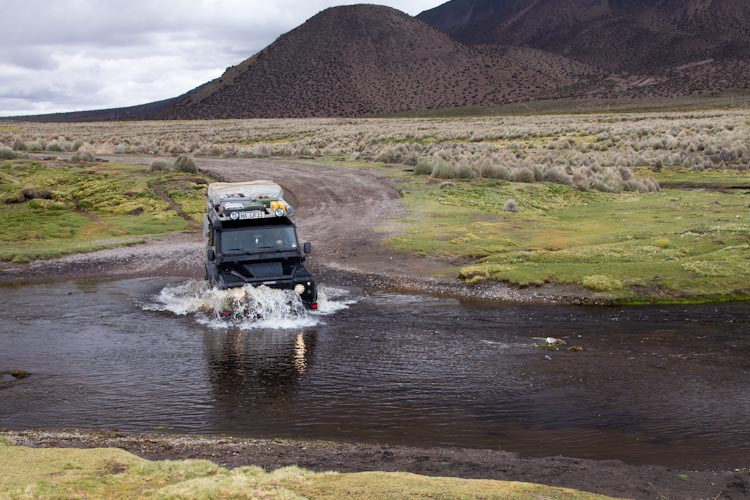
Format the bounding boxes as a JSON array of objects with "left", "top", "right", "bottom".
[
  {"left": 389, "top": 173, "right": 749, "bottom": 301},
  {"left": 0, "top": 159, "right": 209, "bottom": 262}
]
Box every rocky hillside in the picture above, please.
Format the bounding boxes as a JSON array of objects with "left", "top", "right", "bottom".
[
  {"left": 157, "top": 5, "right": 599, "bottom": 119},
  {"left": 417, "top": 0, "right": 750, "bottom": 73}
]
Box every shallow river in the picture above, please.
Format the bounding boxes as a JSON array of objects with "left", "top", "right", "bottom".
[{"left": 1, "top": 278, "right": 748, "bottom": 469}]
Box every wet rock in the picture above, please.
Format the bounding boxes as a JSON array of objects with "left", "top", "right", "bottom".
[{"left": 536, "top": 337, "right": 566, "bottom": 350}]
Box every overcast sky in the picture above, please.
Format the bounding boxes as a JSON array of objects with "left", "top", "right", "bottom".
[{"left": 0, "top": 0, "right": 440, "bottom": 116}]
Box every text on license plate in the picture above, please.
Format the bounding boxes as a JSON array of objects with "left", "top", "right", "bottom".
[{"left": 238, "top": 211, "right": 265, "bottom": 219}]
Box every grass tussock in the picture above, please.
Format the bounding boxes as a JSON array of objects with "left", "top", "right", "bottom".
[
  {"left": 149, "top": 155, "right": 198, "bottom": 173},
  {"left": 2, "top": 108, "right": 747, "bottom": 194},
  {"left": 0, "top": 441, "right": 619, "bottom": 500},
  {"left": 0, "top": 159, "right": 209, "bottom": 262}
]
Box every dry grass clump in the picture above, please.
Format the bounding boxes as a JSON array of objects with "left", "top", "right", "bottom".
[
  {"left": 504, "top": 198, "right": 518, "bottom": 212},
  {"left": 2, "top": 109, "right": 746, "bottom": 192},
  {"left": 71, "top": 151, "right": 95, "bottom": 162},
  {"left": 0, "top": 147, "right": 17, "bottom": 160},
  {"left": 149, "top": 156, "right": 198, "bottom": 173}
]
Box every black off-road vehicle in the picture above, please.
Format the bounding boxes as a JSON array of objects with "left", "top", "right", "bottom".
[{"left": 204, "top": 181, "right": 318, "bottom": 309}]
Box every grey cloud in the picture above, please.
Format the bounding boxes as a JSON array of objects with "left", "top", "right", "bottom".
[
  {"left": 0, "top": 0, "right": 441, "bottom": 115},
  {"left": 0, "top": 48, "right": 58, "bottom": 71}
]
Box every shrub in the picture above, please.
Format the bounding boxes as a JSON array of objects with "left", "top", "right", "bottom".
[
  {"left": 543, "top": 165, "right": 572, "bottom": 185},
  {"left": 414, "top": 158, "right": 432, "bottom": 175},
  {"left": 572, "top": 172, "right": 591, "bottom": 191},
  {"left": 455, "top": 164, "right": 476, "bottom": 179},
  {"left": 71, "top": 139, "right": 84, "bottom": 151},
  {"left": 0, "top": 147, "right": 16, "bottom": 159},
  {"left": 532, "top": 165, "right": 544, "bottom": 182},
  {"left": 652, "top": 238, "right": 670, "bottom": 249},
  {"left": 504, "top": 199, "right": 518, "bottom": 212},
  {"left": 482, "top": 163, "right": 511, "bottom": 180},
  {"left": 46, "top": 142, "right": 63, "bottom": 152},
  {"left": 71, "top": 151, "right": 95, "bottom": 162},
  {"left": 174, "top": 155, "right": 198, "bottom": 173},
  {"left": 403, "top": 151, "right": 419, "bottom": 166},
  {"left": 512, "top": 167, "right": 535, "bottom": 183},
  {"left": 430, "top": 160, "right": 455, "bottom": 179},
  {"left": 582, "top": 275, "right": 623, "bottom": 292},
  {"left": 12, "top": 138, "right": 27, "bottom": 151},
  {"left": 617, "top": 166, "right": 633, "bottom": 181},
  {"left": 624, "top": 179, "right": 646, "bottom": 192},
  {"left": 375, "top": 146, "right": 401, "bottom": 164},
  {"left": 20, "top": 187, "right": 52, "bottom": 200},
  {"left": 149, "top": 160, "right": 172, "bottom": 172},
  {"left": 252, "top": 144, "right": 273, "bottom": 157}
]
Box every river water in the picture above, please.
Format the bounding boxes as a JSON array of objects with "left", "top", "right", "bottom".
[{"left": 1, "top": 278, "right": 748, "bottom": 469}]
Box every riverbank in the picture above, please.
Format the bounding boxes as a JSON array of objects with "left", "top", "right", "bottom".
[{"left": 3, "top": 431, "right": 747, "bottom": 499}]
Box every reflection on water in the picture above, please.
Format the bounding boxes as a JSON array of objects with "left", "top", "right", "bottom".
[
  {"left": 205, "top": 329, "right": 316, "bottom": 406},
  {"left": 1, "top": 279, "right": 749, "bottom": 469}
]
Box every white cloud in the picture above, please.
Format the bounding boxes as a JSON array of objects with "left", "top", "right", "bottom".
[{"left": 0, "top": 0, "right": 441, "bottom": 116}]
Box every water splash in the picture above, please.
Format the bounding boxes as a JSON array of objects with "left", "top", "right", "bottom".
[
  {"left": 143, "top": 280, "right": 357, "bottom": 330},
  {"left": 315, "top": 286, "right": 360, "bottom": 314}
]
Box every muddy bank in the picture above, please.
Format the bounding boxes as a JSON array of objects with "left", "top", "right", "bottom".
[{"left": 3, "top": 431, "right": 747, "bottom": 500}]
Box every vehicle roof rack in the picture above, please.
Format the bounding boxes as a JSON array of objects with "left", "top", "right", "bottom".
[{"left": 206, "top": 181, "right": 295, "bottom": 222}]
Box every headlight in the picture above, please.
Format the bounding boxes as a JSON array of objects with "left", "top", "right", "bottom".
[
  {"left": 232, "top": 288, "right": 246, "bottom": 299},
  {"left": 275, "top": 207, "right": 285, "bottom": 217},
  {"left": 294, "top": 284, "right": 305, "bottom": 294}
]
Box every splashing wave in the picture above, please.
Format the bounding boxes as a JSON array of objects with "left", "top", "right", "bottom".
[{"left": 142, "top": 280, "right": 358, "bottom": 330}]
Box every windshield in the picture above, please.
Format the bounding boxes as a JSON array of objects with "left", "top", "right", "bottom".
[{"left": 221, "top": 226, "right": 299, "bottom": 254}]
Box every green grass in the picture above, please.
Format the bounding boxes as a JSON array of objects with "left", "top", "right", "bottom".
[
  {"left": 388, "top": 175, "right": 750, "bottom": 302},
  {"left": 637, "top": 167, "right": 750, "bottom": 189},
  {"left": 0, "top": 440, "right": 619, "bottom": 499},
  {"left": 0, "top": 159, "right": 209, "bottom": 262}
]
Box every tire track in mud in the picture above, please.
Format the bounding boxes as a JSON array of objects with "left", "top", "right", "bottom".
[{"left": 149, "top": 179, "right": 199, "bottom": 226}]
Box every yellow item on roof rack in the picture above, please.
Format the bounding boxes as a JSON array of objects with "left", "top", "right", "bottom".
[{"left": 270, "top": 200, "right": 287, "bottom": 216}]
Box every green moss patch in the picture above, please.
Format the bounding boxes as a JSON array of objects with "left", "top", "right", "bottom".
[{"left": 0, "top": 159, "right": 210, "bottom": 262}]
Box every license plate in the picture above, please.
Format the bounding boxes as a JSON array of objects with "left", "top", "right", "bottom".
[{"left": 238, "top": 211, "right": 265, "bottom": 220}]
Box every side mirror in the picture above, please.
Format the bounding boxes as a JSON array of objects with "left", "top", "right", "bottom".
[
  {"left": 207, "top": 248, "right": 215, "bottom": 261},
  {"left": 303, "top": 242, "right": 312, "bottom": 255}
]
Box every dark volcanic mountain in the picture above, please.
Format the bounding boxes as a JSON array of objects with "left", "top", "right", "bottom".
[
  {"left": 417, "top": 0, "right": 750, "bottom": 73},
  {"left": 158, "top": 5, "right": 598, "bottom": 119}
]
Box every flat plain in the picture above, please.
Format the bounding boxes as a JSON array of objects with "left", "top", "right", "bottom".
[{"left": 1, "top": 107, "right": 748, "bottom": 302}]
